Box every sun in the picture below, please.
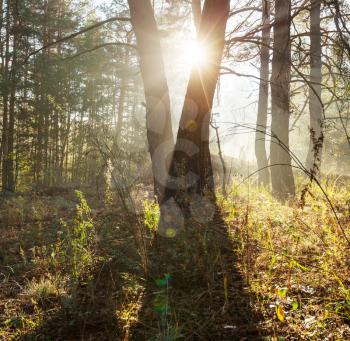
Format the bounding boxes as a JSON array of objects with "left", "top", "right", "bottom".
[{"left": 183, "top": 40, "right": 208, "bottom": 66}]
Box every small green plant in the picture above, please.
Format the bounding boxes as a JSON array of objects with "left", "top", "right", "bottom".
[
  {"left": 56, "top": 190, "right": 95, "bottom": 280},
  {"left": 143, "top": 199, "right": 160, "bottom": 232}
]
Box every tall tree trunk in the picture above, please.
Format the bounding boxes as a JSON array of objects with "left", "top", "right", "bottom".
[
  {"left": 43, "top": 97, "right": 50, "bottom": 186},
  {"left": 162, "top": 0, "right": 229, "bottom": 210},
  {"left": 116, "top": 79, "right": 126, "bottom": 144},
  {"left": 255, "top": 0, "right": 270, "bottom": 187},
  {"left": 55, "top": 15, "right": 63, "bottom": 185},
  {"left": 1, "top": 0, "right": 10, "bottom": 191},
  {"left": 63, "top": 107, "right": 71, "bottom": 183},
  {"left": 270, "top": 0, "right": 295, "bottom": 201},
  {"left": 306, "top": 0, "right": 323, "bottom": 175},
  {"left": 127, "top": 0, "right": 174, "bottom": 202},
  {"left": 0, "top": 0, "right": 4, "bottom": 169},
  {"left": 0, "top": 0, "right": 4, "bottom": 68},
  {"left": 6, "top": 0, "right": 19, "bottom": 192},
  {"left": 115, "top": 46, "right": 129, "bottom": 145},
  {"left": 35, "top": 0, "right": 49, "bottom": 187}
]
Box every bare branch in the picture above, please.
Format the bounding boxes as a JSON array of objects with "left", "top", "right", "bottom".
[{"left": 24, "top": 16, "right": 130, "bottom": 63}]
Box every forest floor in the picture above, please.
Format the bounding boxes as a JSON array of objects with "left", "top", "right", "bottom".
[{"left": 0, "top": 176, "right": 350, "bottom": 340}]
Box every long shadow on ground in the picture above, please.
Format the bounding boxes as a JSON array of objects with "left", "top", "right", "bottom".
[
  {"left": 19, "top": 259, "right": 125, "bottom": 341},
  {"left": 131, "top": 211, "right": 263, "bottom": 340},
  {"left": 11, "top": 203, "right": 264, "bottom": 340}
]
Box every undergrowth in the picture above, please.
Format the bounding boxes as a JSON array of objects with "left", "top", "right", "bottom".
[
  {"left": 218, "top": 175, "right": 350, "bottom": 340},
  {"left": 0, "top": 176, "right": 350, "bottom": 340}
]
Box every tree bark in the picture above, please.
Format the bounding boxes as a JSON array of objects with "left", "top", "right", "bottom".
[
  {"left": 35, "top": 0, "right": 49, "bottom": 187},
  {"left": 306, "top": 0, "right": 323, "bottom": 175},
  {"left": 6, "top": 0, "right": 19, "bottom": 192},
  {"left": 115, "top": 47, "right": 129, "bottom": 145},
  {"left": 255, "top": 0, "right": 270, "bottom": 187},
  {"left": 162, "top": 0, "right": 229, "bottom": 209},
  {"left": 127, "top": 0, "right": 174, "bottom": 202},
  {"left": 0, "top": 0, "right": 4, "bottom": 69},
  {"left": 1, "top": 0, "right": 10, "bottom": 192},
  {"left": 192, "top": 0, "right": 202, "bottom": 34},
  {"left": 270, "top": 0, "right": 295, "bottom": 201}
]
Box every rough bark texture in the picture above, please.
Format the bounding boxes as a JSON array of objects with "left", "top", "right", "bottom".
[
  {"left": 128, "top": 0, "right": 174, "bottom": 202},
  {"left": 162, "top": 0, "right": 229, "bottom": 210},
  {"left": 255, "top": 0, "right": 271, "bottom": 187},
  {"left": 306, "top": 0, "right": 323, "bottom": 175},
  {"left": 270, "top": 0, "right": 295, "bottom": 201}
]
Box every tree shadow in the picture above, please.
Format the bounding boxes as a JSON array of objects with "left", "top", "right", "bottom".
[
  {"left": 20, "top": 258, "right": 124, "bottom": 341},
  {"left": 5, "top": 196, "right": 265, "bottom": 340},
  {"left": 131, "top": 208, "right": 264, "bottom": 340}
]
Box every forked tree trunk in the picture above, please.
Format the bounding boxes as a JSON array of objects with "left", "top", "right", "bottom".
[
  {"left": 255, "top": 0, "right": 270, "bottom": 187},
  {"left": 162, "top": 0, "right": 229, "bottom": 210},
  {"left": 306, "top": 0, "right": 323, "bottom": 176},
  {"left": 270, "top": 0, "right": 295, "bottom": 201},
  {"left": 127, "top": 0, "right": 174, "bottom": 202}
]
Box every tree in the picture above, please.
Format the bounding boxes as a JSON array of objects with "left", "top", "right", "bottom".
[
  {"left": 192, "top": 0, "right": 201, "bottom": 34},
  {"left": 127, "top": 0, "right": 174, "bottom": 202},
  {"left": 306, "top": 0, "right": 323, "bottom": 175},
  {"left": 255, "top": 0, "right": 271, "bottom": 187},
  {"left": 1, "top": 0, "right": 10, "bottom": 192},
  {"left": 6, "top": 0, "right": 18, "bottom": 192},
  {"left": 0, "top": 0, "right": 19, "bottom": 192},
  {"left": 162, "top": 0, "right": 230, "bottom": 210},
  {"left": 270, "top": 0, "right": 295, "bottom": 201}
]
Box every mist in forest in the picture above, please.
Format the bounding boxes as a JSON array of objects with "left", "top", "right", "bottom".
[{"left": 1, "top": 0, "right": 350, "bottom": 340}]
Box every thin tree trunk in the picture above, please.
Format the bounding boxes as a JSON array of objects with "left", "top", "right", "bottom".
[
  {"left": 64, "top": 108, "right": 71, "bottom": 183},
  {"left": 211, "top": 119, "right": 227, "bottom": 196},
  {"left": 270, "top": 0, "right": 295, "bottom": 201},
  {"left": 255, "top": 0, "right": 270, "bottom": 187},
  {"left": 306, "top": 0, "right": 323, "bottom": 175},
  {"left": 128, "top": 0, "right": 174, "bottom": 202},
  {"left": 36, "top": 0, "right": 49, "bottom": 186},
  {"left": 43, "top": 20, "right": 53, "bottom": 187},
  {"left": 6, "top": 0, "right": 19, "bottom": 192},
  {"left": 0, "top": 0, "right": 4, "bottom": 69},
  {"left": 162, "top": 0, "right": 229, "bottom": 210},
  {"left": 1, "top": 0, "right": 10, "bottom": 191},
  {"left": 53, "top": 107, "right": 59, "bottom": 185},
  {"left": 0, "top": 0, "right": 4, "bottom": 170},
  {"left": 55, "top": 15, "right": 63, "bottom": 185},
  {"left": 115, "top": 81, "right": 126, "bottom": 143},
  {"left": 115, "top": 48, "right": 128, "bottom": 145},
  {"left": 43, "top": 102, "right": 50, "bottom": 186},
  {"left": 115, "top": 37, "right": 132, "bottom": 145}
]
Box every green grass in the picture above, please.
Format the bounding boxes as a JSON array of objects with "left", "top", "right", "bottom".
[
  {"left": 0, "top": 176, "right": 349, "bottom": 340},
  {"left": 220, "top": 175, "right": 350, "bottom": 339}
]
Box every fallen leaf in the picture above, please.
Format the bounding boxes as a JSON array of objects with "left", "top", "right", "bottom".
[{"left": 276, "top": 304, "right": 285, "bottom": 322}]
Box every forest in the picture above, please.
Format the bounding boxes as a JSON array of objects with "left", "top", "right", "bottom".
[{"left": 0, "top": 0, "right": 350, "bottom": 339}]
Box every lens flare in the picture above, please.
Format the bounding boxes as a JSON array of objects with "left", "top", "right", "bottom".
[{"left": 183, "top": 40, "right": 208, "bottom": 66}]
